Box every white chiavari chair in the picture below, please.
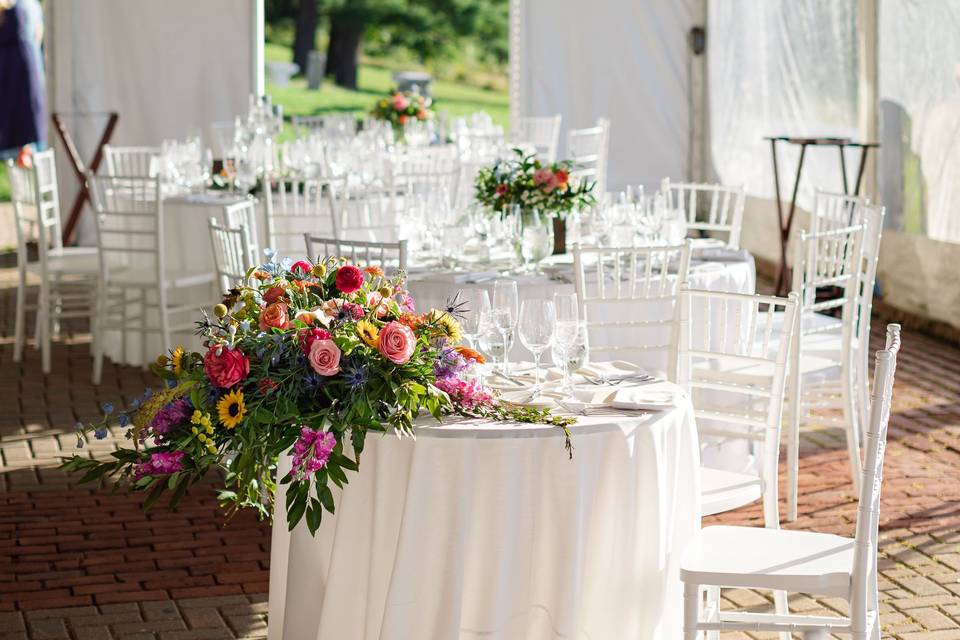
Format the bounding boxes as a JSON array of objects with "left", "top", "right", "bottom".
[
  {"left": 572, "top": 242, "right": 691, "bottom": 380},
  {"left": 209, "top": 218, "right": 252, "bottom": 294},
  {"left": 680, "top": 324, "right": 901, "bottom": 640},
  {"left": 291, "top": 114, "right": 357, "bottom": 139},
  {"left": 304, "top": 235, "right": 407, "bottom": 273},
  {"left": 328, "top": 182, "right": 404, "bottom": 244},
  {"left": 661, "top": 179, "right": 747, "bottom": 250},
  {"left": 510, "top": 115, "right": 562, "bottom": 162},
  {"left": 222, "top": 198, "right": 261, "bottom": 268},
  {"left": 785, "top": 222, "right": 866, "bottom": 521},
  {"left": 568, "top": 118, "right": 610, "bottom": 196},
  {"left": 678, "top": 286, "right": 799, "bottom": 530},
  {"left": 88, "top": 174, "right": 216, "bottom": 384},
  {"left": 262, "top": 177, "right": 334, "bottom": 258},
  {"left": 8, "top": 152, "right": 99, "bottom": 373},
  {"left": 391, "top": 148, "right": 460, "bottom": 208},
  {"left": 103, "top": 145, "right": 161, "bottom": 177}
]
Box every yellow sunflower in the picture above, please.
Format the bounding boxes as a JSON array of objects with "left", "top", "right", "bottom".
[
  {"left": 171, "top": 345, "right": 185, "bottom": 375},
  {"left": 434, "top": 311, "right": 462, "bottom": 343},
  {"left": 356, "top": 319, "right": 380, "bottom": 348},
  {"left": 217, "top": 389, "right": 246, "bottom": 430}
]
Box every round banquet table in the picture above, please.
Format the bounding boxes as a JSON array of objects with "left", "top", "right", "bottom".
[{"left": 267, "top": 392, "right": 701, "bottom": 640}]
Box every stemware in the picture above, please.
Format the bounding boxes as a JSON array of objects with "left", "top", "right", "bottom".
[
  {"left": 553, "top": 293, "right": 582, "bottom": 393},
  {"left": 459, "top": 289, "right": 492, "bottom": 349},
  {"left": 518, "top": 299, "right": 556, "bottom": 397},
  {"left": 492, "top": 280, "right": 519, "bottom": 375},
  {"left": 520, "top": 209, "right": 554, "bottom": 273}
]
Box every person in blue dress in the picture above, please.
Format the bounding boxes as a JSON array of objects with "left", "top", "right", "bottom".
[{"left": 0, "top": 0, "right": 46, "bottom": 161}]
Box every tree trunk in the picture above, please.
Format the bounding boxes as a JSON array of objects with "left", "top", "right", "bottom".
[
  {"left": 325, "top": 14, "right": 363, "bottom": 90},
  {"left": 292, "top": 0, "right": 318, "bottom": 75}
]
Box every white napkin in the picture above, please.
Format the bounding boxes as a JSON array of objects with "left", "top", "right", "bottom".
[
  {"left": 575, "top": 360, "right": 649, "bottom": 381},
  {"left": 610, "top": 381, "right": 679, "bottom": 411},
  {"left": 693, "top": 247, "right": 749, "bottom": 263}
]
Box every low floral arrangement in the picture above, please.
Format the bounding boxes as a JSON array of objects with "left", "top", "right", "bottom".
[
  {"left": 370, "top": 89, "right": 434, "bottom": 130},
  {"left": 62, "top": 254, "right": 573, "bottom": 534},
  {"left": 475, "top": 148, "right": 596, "bottom": 217}
]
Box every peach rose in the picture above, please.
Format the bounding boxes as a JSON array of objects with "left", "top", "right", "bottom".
[
  {"left": 259, "top": 302, "right": 290, "bottom": 331},
  {"left": 378, "top": 321, "right": 416, "bottom": 365},
  {"left": 308, "top": 339, "right": 341, "bottom": 376}
]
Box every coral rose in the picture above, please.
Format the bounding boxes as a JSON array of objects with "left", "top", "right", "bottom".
[
  {"left": 263, "top": 286, "right": 286, "bottom": 304},
  {"left": 378, "top": 321, "right": 416, "bottom": 365},
  {"left": 391, "top": 93, "right": 409, "bottom": 110},
  {"left": 335, "top": 265, "right": 365, "bottom": 294},
  {"left": 203, "top": 347, "right": 250, "bottom": 388},
  {"left": 259, "top": 302, "right": 290, "bottom": 331},
  {"left": 308, "top": 339, "right": 341, "bottom": 376}
]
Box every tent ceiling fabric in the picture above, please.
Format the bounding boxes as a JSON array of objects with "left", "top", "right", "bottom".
[
  {"left": 512, "top": 0, "right": 693, "bottom": 192},
  {"left": 46, "top": 0, "right": 262, "bottom": 243}
]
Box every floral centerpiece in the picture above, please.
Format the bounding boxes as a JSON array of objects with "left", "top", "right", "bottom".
[
  {"left": 61, "top": 254, "right": 573, "bottom": 535},
  {"left": 370, "top": 89, "right": 434, "bottom": 131},
  {"left": 474, "top": 148, "right": 595, "bottom": 218}
]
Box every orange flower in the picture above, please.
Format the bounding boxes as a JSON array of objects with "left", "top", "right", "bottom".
[
  {"left": 291, "top": 280, "right": 318, "bottom": 292},
  {"left": 253, "top": 270, "right": 270, "bottom": 281},
  {"left": 363, "top": 265, "right": 385, "bottom": 278},
  {"left": 259, "top": 302, "right": 290, "bottom": 331},
  {"left": 455, "top": 346, "right": 486, "bottom": 364},
  {"left": 397, "top": 313, "right": 425, "bottom": 330},
  {"left": 263, "top": 285, "right": 287, "bottom": 304}
]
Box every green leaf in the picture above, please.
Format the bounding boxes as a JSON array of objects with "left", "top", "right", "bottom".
[
  {"left": 306, "top": 499, "right": 322, "bottom": 535},
  {"left": 319, "top": 485, "right": 335, "bottom": 513},
  {"left": 142, "top": 480, "right": 167, "bottom": 511}
]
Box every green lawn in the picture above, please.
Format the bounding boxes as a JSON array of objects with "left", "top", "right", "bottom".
[
  {"left": 0, "top": 167, "right": 9, "bottom": 202},
  {"left": 265, "top": 42, "right": 509, "bottom": 130}
]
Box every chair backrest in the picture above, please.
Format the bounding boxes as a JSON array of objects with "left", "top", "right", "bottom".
[
  {"left": 660, "top": 179, "right": 747, "bottom": 249},
  {"left": 811, "top": 189, "right": 866, "bottom": 234},
  {"left": 510, "top": 115, "right": 562, "bottom": 163},
  {"left": 222, "top": 198, "right": 261, "bottom": 269},
  {"left": 305, "top": 235, "right": 408, "bottom": 272},
  {"left": 792, "top": 223, "right": 864, "bottom": 321},
  {"left": 329, "top": 182, "right": 403, "bottom": 243},
  {"left": 573, "top": 242, "right": 691, "bottom": 380},
  {"left": 262, "top": 177, "right": 333, "bottom": 259},
  {"left": 678, "top": 286, "right": 800, "bottom": 528},
  {"left": 391, "top": 149, "right": 460, "bottom": 207},
  {"left": 850, "top": 324, "right": 901, "bottom": 631},
  {"left": 209, "top": 217, "right": 252, "bottom": 293},
  {"left": 87, "top": 174, "right": 163, "bottom": 286},
  {"left": 292, "top": 114, "right": 357, "bottom": 139},
  {"left": 568, "top": 118, "right": 610, "bottom": 196},
  {"left": 103, "top": 145, "right": 161, "bottom": 177},
  {"left": 8, "top": 151, "right": 67, "bottom": 279}
]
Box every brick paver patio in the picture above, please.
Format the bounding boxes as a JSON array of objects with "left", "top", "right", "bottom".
[{"left": 1, "top": 265, "right": 958, "bottom": 639}]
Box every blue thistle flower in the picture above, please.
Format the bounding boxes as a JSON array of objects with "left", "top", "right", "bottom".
[
  {"left": 101, "top": 402, "right": 114, "bottom": 415},
  {"left": 341, "top": 361, "right": 369, "bottom": 391},
  {"left": 94, "top": 427, "right": 109, "bottom": 440},
  {"left": 119, "top": 414, "right": 130, "bottom": 427}
]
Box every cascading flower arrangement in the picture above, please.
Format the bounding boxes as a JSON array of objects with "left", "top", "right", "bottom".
[
  {"left": 474, "top": 148, "right": 596, "bottom": 218},
  {"left": 370, "top": 88, "right": 434, "bottom": 131},
  {"left": 61, "top": 254, "right": 573, "bottom": 535}
]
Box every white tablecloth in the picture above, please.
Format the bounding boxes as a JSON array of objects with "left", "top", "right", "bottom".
[{"left": 267, "top": 396, "right": 701, "bottom": 640}]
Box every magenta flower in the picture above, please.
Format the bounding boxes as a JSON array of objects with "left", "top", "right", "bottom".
[
  {"left": 435, "top": 377, "right": 493, "bottom": 411},
  {"left": 132, "top": 451, "right": 185, "bottom": 479},
  {"left": 291, "top": 427, "right": 337, "bottom": 478},
  {"left": 147, "top": 399, "right": 192, "bottom": 439}
]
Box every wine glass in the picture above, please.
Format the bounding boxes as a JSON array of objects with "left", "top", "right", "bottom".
[
  {"left": 551, "top": 325, "right": 587, "bottom": 395},
  {"left": 553, "top": 293, "right": 581, "bottom": 392},
  {"left": 492, "top": 280, "right": 519, "bottom": 375},
  {"left": 459, "top": 289, "right": 491, "bottom": 348},
  {"left": 518, "top": 299, "right": 556, "bottom": 397},
  {"left": 521, "top": 210, "right": 553, "bottom": 273}
]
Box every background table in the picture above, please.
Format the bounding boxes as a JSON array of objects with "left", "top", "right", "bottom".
[{"left": 268, "top": 397, "right": 701, "bottom": 640}]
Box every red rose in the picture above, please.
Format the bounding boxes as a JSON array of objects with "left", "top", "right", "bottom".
[
  {"left": 203, "top": 347, "right": 250, "bottom": 388},
  {"left": 291, "top": 260, "right": 312, "bottom": 275},
  {"left": 259, "top": 302, "right": 291, "bottom": 331},
  {"left": 299, "top": 327, "right": 332, "bottom": 355},
  {"left": 335, "top": 265, "right": 365, "bottom": 294},
  {"left": 495, "top": 184, "right": 508, "bottom": 197},
  {"left": 263, "top": 286, "right": 287, "bottom": 304}
]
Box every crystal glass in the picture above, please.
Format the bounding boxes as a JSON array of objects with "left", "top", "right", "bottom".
[
  {"left": 459, "top": 289, "right": 491, "bottom": 348},
  {"left": 551, "top": 327, "right": 587, "bottom": 394},
  {"left": 553, "top": 293, "right": 582, "bottom": 393},
  {"left": 518, "top": 299, "right": 556, "bottom": 397},
  {"left": 492, "top": 280, "right": 519, "bottom": 375},
  {"left": 520, "top": 210, "right": 554, "bottom": 272}
]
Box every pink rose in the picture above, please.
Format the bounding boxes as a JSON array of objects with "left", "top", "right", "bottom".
[
  {"left": 203, "top": 346, "right": 250, "bottom": 388},
  {"left": 308, "top": 339, "right": 341, "bottom": 376},
  {"left": 299, "top": 327, "right": 332, "bottom": 355},
  {"left": 391, "top": 93, "right": 410, "bottom": 111},
  {"left": 378, "top": 321, "right": 416, "bottom": 365},
  {"left": 291, "top": 260, "right": 312, "bottom": 275},
  {"left": 533, "top": 168, "right": 553, "bottom": 185}
]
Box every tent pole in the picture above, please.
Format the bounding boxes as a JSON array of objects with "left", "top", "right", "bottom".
[
  {"left": 689, "top": 0, "right": 708, "bottom": 183},
  {"left": 252, "top": 0, "right": 265, "bottom": 96},
  {"left": 858, "top": 0, "right": 879, "bottom": 201},
  {"left": 508, "top": 0, "right": 522, "bottom": 131}
]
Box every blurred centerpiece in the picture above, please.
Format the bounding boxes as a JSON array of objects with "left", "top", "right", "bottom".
[
  {"left": 62, "top": 255, "right": 572, "bottom": 534},
  {"left": 370, "top": 88, "right": 435, "bottom": 143}
]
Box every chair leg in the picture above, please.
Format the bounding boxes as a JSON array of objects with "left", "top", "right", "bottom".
[
  {"left": 787, "top": 361, "right": 802, "bottom": 522},
  {"left": 773, "top": 589, "right": 790, "bottom": 640},
  {"left": 842, "top": 365, "right": 862, "bottom": 493},
  {"left": 706, "top": 586, "right": 720, "bottom": 640},
  {"left": 159, "top": 287, "right": 172, "bottom": 356},
  {"left": 141, "top": 288, "right": 150, "bottom": 369},
  {"left": 13, "top": 278, "right": 26, "bottom": 363},
  {"left": 92, "top": 291, "right": 106, "bottom": 386},
  {"left": 683, "top": 582, "right": 700, "bottom": 639},
  {"left": 38, "top": 285, "right": 51, "bottom": 375}
]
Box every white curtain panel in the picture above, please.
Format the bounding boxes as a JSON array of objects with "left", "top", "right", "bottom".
[
  {"left": 514, "top": 0, "right": 693, "bottom": 192},
  {"left": 707, "top": 0, "right": 859, "bottom": 209}
]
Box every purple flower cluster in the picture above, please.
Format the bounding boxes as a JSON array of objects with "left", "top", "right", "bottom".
[
  {"left": 148, "top": 399, "right": 192, "bottom": 438},
  {"left": 132, "top": 451, "right": 185, "bottom": 479},
  {"left": 291, "top": 427, "right": 337, "bottom": 478},
  {"left": 433, "top": 346, "right": 468, "bottom": 381},
  {"left": 435, "top": 376, "right": 493, "bottom": 411}
]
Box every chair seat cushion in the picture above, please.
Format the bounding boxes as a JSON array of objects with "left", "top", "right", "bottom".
[
  {"left": 680, "top": 525, "right": 854, "bottom": 598},
  {"left": 701, "top": 467, "right": 761, "bottom": 516},
  {"left": 26, "top": 251, "right": 99, "bottom": 275}
]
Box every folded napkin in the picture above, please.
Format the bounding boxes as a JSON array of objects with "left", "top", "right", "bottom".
[
  {"left": 693, "top": 247, "right": 750, "bottom": 263},
  {"left": 575, "top": 360, "right": 650, "bottom": 381},
  {"left": 610, "top": 381, "right": 679, "bottom": 411}
]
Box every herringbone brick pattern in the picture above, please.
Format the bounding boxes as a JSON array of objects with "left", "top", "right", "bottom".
[{"left": 0, "top": 266, "right": 958, "bottom": 638}]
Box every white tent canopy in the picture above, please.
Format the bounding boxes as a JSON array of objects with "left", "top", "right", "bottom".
[
  {"left": 512, "top": 0, "right": 960, "bottom": 331},
  {"left": 45, "top": 0, "right": 264, "bottom": 243}
]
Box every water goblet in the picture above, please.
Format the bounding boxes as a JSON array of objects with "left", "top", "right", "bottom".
[{"left": 518, "top": 299, "right": 556, "bottom": 398}]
